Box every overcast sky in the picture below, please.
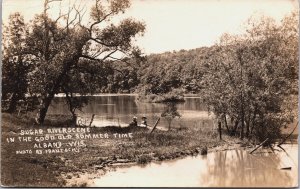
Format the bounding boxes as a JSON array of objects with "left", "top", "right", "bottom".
[{"left": 2, "top": 0, "right": 298, "bottom": 54}]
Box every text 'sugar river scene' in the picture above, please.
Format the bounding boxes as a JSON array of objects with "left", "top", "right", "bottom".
[{"left": 1, "top": 0, "right": 298, "bottom": 187}]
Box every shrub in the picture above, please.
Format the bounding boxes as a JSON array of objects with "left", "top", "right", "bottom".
[{"left": 136, "top": 154, "right": 152, "bottom": 164}]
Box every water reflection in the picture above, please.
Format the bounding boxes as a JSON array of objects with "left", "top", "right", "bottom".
[
  {"left": 201, "top": 148, "right": 297, "bottom": 187},
  {"left": 48, "top": 95, "right": 214, "bottom": 128},
  {"left": 86, "top": 145, "right": 297, "bottom": 187}
]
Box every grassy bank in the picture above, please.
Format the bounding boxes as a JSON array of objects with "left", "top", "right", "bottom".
[{"left": 1, "top": 113, "right": 242, "bottom": 187}]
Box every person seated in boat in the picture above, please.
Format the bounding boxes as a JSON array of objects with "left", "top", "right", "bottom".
[
  {"left": 140, "top": 116, "right": 147, "bottom": 127},
  {"left": 128, "top": 116, "right": 138, "bottom": 127}
]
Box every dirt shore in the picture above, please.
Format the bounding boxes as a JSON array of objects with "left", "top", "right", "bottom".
[{"left": 1, "top": 113, "right": 252, "bottom": 187}]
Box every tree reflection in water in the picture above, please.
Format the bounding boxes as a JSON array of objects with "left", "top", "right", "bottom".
[
  {"left": 49, "top": 95, "right": 213, "bottom": 128},
  {"left": 200, "top": 149, "right": 296, "bottom": 187}
]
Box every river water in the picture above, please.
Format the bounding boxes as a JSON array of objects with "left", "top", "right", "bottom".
[
  {"left": 51, "top": 95, "right": 298, "bottom": 187},
  {"left": 76, "top": 144, "right": 297, "bottom": 187},
  {"left": 48, "top": 94, "right": 215, "bottom": 129}
]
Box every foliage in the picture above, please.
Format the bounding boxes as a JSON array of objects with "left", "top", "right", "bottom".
[
  {"left": 136, "top": 49, "right": 205, "bottom": 94},
  {"left": 91, "top": 47, "right": 207, "bottom": 94},
  {"left": 136, "top": 154, "right": 152, "bottom": 164},
  {"left": 2, "top": 1, "right": 297, "bottom": 143},
  {"left": 2, "top": 13, "right": 31, "bottom": 113},
  {"left": 161, "top": 102, "right": 181, "bottom": 131},
  {"left": 199, "top": 12, "right": 298, "bottom": 142},
  {"left": 2, "top": 0, "right": 145, "bottom": 125}
]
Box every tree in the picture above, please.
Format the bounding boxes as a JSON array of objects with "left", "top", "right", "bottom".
[
  {"left": 161, "top": 102, "right": 181, "bottom": 131},
  {"left": 200, "top": 12, "right": 298, "bottom": 142},
  {"left": 21, "top": 0, "right": 145, "bottom": 125},
  {"left": 2, "top": 13, "right": 31, "bottom": 113}
]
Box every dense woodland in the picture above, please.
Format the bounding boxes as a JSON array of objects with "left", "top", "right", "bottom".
[
  {"left": 92, "top": 13, "right": 299, "bottom": 98},
  {"left": 1, "top": 0, "right": 298, "bottom": 142}
]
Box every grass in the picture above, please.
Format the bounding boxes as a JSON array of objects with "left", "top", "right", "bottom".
[
  {"left": 1, "top": 114, "right": 67, "bottom": 187},
  {"left": 1, "top": 112, "right": 233, "bottom": 187}
]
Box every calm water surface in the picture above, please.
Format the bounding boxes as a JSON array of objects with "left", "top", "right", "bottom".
[
  {"left": 54, "top": 95, "right": 298, "bottom": 187},
  {"left": 78, "top": 144, "right": 297, "bottom": 187},
  {"left": 48, "top": 94, "right": 214, "bottom": 129}
]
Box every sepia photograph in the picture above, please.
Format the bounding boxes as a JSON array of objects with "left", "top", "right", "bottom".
[{"left": 0, "top": 0, "right": 299, "bottom": 187}]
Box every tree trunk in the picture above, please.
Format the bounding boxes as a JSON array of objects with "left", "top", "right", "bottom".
[
  {"left": 64, "top": 90, "right": 77, "bottom": 122},
  {"left": 218, "top": 121, "right": 222, "bottom": 140},
  {"left": 238, "top": 52, "right": 245, "bottom": 140},
  {"left": 240, "top": 117, "right": 244, "bottom": 139},
  {"left": 232, "top": 119, "right": 239, "bottom": 136},
  {"left": 35, "top": 54, "right": 81, "bottom": 125},
  {"left": 7, "top": 92, "right": 18, "bottom": 113},
  {"left": 223, "top": 114, "right": 230, "bottom": 133},
  {"left": 245, "top": 114, "right": 250, "bottom": 138},
  {"left": 240, "top": 96, "right": 245, "bottom": 139},
  {"left": 36, "top": 94, "right": 54, "bottom": 125},
  {"left": 168, "top": 120, "right": 171, "bottom": 131},
  {"left": 249, "top": 107, "right": 258, "bottom": 135}
]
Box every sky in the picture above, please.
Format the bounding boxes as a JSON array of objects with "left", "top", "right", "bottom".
[{"left": 2, "top": 0, "right": 298, "bottom": 55}]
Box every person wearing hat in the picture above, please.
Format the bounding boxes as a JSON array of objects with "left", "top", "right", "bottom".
[
  {"left": 129, "top": 116, "right": 138, "bottom": 127},
  {"left": 141, "top": 116, "right": 147, "bottom": 127}
]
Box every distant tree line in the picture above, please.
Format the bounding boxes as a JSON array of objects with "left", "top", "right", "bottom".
[{"left": 93, "top": 13, "right": 298, "bottom": 99}]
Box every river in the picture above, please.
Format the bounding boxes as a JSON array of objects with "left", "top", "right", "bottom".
[
  {"left": 68, "top": 144, "right": 298, "bottom": 187},
  {"left": 48, "top": 94, "right": 215, "bottom": 129},
  {"left": 49, "top": 95, "right": 298, "bottom": 187}
]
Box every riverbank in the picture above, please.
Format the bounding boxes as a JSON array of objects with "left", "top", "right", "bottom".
[{"left": 0, "top": 113, "right": 257, "bottom": 187}]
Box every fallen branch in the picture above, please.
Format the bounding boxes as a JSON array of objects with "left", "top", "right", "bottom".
[
  {"left": 268, "top": 144, "right": 275, "bottom": 153},
  {"left": 277, "top": 122, "right": 298, "bottom": 147},
  {"left": 250, "top": 138, "right": 269, "bottom": 154},
  {"left": 150, "top": 117, "right": 160, "bottom": 134},
  {"left": 89, "top": 114, "right": 95, "bottom": 127},
  {"left": 277, "top": 145, "right": 286, "bottom": 152},
  {"left": 280, "top": 167, "right": 292, "bottom": 170}
]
